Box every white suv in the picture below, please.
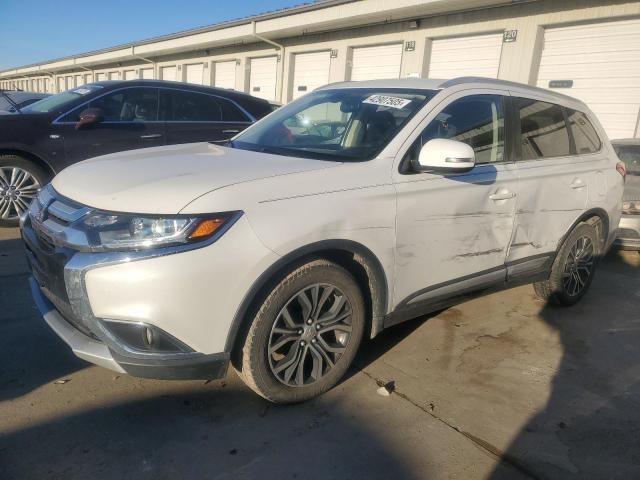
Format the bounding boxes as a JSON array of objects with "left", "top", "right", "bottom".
[{"left": 22, "top": 78, "right": 625, "bottom": 403}]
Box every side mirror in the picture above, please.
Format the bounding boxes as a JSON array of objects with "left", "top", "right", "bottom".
[
  {"left": 75, "top": 108, "right": 104, "bottom": 130},
  {"left": 413, "top": 138, "right": 476, "bottom": 174}
]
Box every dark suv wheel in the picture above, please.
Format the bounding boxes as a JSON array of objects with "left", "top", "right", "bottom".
[
  {"left": 534, "top": 222, "right": 600, "bottom": 306},
  {"left": 236, "top": 259, "right": 365, "bottom": 403},
  {"left": 0, "top": 155, "right": 48, "bottom": 227}
]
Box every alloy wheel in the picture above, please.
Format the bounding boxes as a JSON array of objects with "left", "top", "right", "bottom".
[
  {"left": 268, "top": 283, "right": 353, "bottom": 387},
  {"left": 0, "top": 166, "right": 40, "bottom": 221},
  {"left": 562, "top": 236, "right": 594, "bottom": 297}
]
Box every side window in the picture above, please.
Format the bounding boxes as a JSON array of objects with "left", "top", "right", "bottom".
[
  {"left": 566, "top": 109, "right": 601, "bottom": 154},
  {"left": 517, "top": 98, "right": 570, "bottom": 160},
  {"left": 219, "top": 98, "right": 250, "bottom": 122},
  {"left": 160, "top": 90, "right": 222, "bottom": 121},
  {"left": 406, "top": 94, "right": 505, "bottom": 165},
  {"left": 61, "top": 88, "right": 158, "bottom": 122}
]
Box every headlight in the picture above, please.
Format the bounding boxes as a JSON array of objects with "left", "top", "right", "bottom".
[
  {"left": 80, "top": 212, "right": 237, "bottom": 251},
  {"left": 622, "top": 201, "right": 639, "bottom": 215}
]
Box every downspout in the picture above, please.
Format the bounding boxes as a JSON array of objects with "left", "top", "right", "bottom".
[
  {"left": 250, "top": 20, "right": 285, "bottom": 102},
  {"left": 132, "top": 47, "right": 156, "bottom": 79}
]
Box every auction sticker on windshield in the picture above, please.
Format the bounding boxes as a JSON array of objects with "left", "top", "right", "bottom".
[{"left": 363, "top": 95, "right": 412, "bottom": 109}]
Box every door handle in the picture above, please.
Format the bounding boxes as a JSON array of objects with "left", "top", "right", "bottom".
[
  {"left": 140, "top": 133, "right": 162, "bottom": 139},
  {"left": 570, "top": 178, "right": 586, "bottom": 189},
  {"left": 489, "top": 191, "right": 516, "bottom": 201},
  {"left": 222, "top": 129, "right": 240, "bottom": 134}
]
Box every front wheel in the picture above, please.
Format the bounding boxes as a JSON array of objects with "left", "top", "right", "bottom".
[
  {"left": 0, "top": 155, "right": 49, "bottom": 227},
  {"left": 533, "top": 222, "right": 599, "bottom": 306},
  {"left": 235, "top": 259, "right": 365, "bottom": 403}
]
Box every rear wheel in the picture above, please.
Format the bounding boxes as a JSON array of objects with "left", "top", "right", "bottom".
[
  {"left": 533, "top": 222, "right": 599, "bottom": 306},
  {"left": 0, "top": 155, "right": 48, "bottom": 227},
  {"left": 235, "top": 259, "right": 365, "bottom": 403}
]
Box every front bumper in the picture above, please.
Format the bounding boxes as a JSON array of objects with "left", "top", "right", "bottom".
[
  {"left": 29, "top": 276, "right": 230, "bottom": 380},
  {"left": 614, "top": 214, "right": 640, "bottom": 251}
]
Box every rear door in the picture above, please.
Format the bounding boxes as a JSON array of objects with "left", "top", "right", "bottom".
[
  {"left": 506, "top": 97, "right": 599, "bottom": 269},
  {"left": 160, "top": 88, "right": 252, "bottom": 145},
  {"left": 61, "top": 87, "right": 164, "bottom": 163}
]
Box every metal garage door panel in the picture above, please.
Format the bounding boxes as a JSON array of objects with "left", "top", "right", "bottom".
[
  {"left": 428, "top": 33, "right": 503, "bottom": 79},
  {"left": 292, "top": 51, "right": 331, "bottom": 100},
  {"left": 537, "top": 18, "right": 640, "bottom": 139},
  {"left": 109, "top": 72, "right": 120, "bottom": 81},
  {"left": 185, "top": 63, "right": 204, "bottom": 84},
  {"left": 160, "top": 66, "right": 177, "bottom": 82},
  {"left": 124, "top": 70, "right": 137, "bottom": 80},
  {"left": 250, "top": 56, "right": 278, "bottom": 101},
  {"left": 351, "top": 44, "right": 402, "bottom": 81},
  {"left": 214, "top": 61, "right": 236, "bottom": 89},
  {"left": 96, "top": 73, "right": 107, "bottom": 82},
  {"left": 140, "top": 68, "right": 154, "bottom": 79}
]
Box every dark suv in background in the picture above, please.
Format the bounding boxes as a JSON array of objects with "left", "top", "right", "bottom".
[{"left": 0, "top": 80, "right": 272, "bottom": 225}]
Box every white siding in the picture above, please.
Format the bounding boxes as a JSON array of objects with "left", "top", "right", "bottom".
[
  {"left": 249, "top": 56, "right": 278, "bottom": 101},
  {"left": 536, "top": 18, "right": 640, "bottom": 140},
  {"left": 292, "top": 51, "right": 331, "bottom": 100},
  {"left": 351, "top": 44, "right": 402, "bottom": 81},
  {"left": 185, "top": 63, "right": 204, "bottom": 84},
  {"left": 160, "top": 66, "right": 177, "bottom": 81},
  {"left": 427, "top": 32, "right": 504, "bottom": 79},
  {"left": 214, "top": 61, "right": 236, "bottom": 89}
]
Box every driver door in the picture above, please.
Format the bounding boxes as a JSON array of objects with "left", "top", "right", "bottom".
[
  {"left": 62, "top": 87, "right": 164, "bottom": 165},
  {"left": 392, "top": 90, "right": 518, "bottom": 313}
]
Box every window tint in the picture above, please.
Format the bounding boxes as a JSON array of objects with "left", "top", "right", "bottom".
[
  {"left": 219, "top": 98, "right": 249, "bottom": 122},
  {"left": 61, "top": 88, "right": 158, "bottom": 122},
  {"left": 160, "top": 90, "right": 222, "bottom": 121},
  {"left": 517, "top": 99, "right": 570, "bottom": 160},
  {"left": 614, "top": 145, "right": 640, "bottom": 175},
  {"left": 566, "top": 109, "right": 601, "bottom": 154},
  {"left": 407, "top": 94, "right": 505, "bottom": 165}
]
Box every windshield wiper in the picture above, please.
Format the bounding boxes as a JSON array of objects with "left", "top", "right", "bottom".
[{"left": 0, "top": 90, "right": 22, "bottom": 114}]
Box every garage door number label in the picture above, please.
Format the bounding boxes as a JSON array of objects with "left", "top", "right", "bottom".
[{"left": 363, "top": 95, "right": 411, "bottom": 109}]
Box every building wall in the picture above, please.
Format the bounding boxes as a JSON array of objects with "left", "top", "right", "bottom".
[{"left": 1, "top": 0, "right": 639, "bottom": 134}]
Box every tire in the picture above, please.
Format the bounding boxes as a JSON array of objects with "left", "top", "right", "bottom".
[
  {"left": 0, "top": 155, "right": 49, "bottom": 227},
  {"left": 235, "top": 259, "right": 365, "bottom": 403},
  {"left": 533, "top": 222, "right": 600, "bottom": 306}
]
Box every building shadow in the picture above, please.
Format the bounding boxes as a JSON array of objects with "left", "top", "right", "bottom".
[{"left": 489, "top": 250, "right": 640, "bottom": 479}]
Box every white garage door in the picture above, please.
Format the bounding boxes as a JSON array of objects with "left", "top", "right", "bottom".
[
  {"left": 185, "top": 63, "right": 204, "bottom": 84},
  {"left": 214, "top": 61, "right": 236, "bottom": 89},
  {"left": 160, "top": 66, "right": 177, "bottom": 82},
  {"left": 123, "top": 69, "right": 137, "bottom": 80},
  {"left": 536, "top": 18, "right": 640, "bottom": 139},
  {"left": 351, "top": 44, "right": 402, "bottom": 81},
  {"left": 96, "top": 72, "right": 107, "bottom": 82},
  {"left": 75, "top": 75, "right": 83, "bottom": 86},
  {"left": 427, "top": 32, "right": 504, "bottom": 79},
  {"left": 109, "top": 71, "right": 120, "bottom": 81},
  {"left": 250, "top": 56, "right": 278, "bottom": 101},
  {"left": 292, "top": 51, "right": 331, "bottom": 100},
  {"left": 140, "top": 68, "right": 154, "bottom": 79}
]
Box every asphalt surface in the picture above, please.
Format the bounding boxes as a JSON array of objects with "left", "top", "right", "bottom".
[{"left": 1, "top": 226, "right": 639, "bottom": 480}]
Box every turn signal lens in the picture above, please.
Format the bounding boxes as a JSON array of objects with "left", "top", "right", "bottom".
[
  {"left": 616, "top": 161, "right": 627, "bottom": 179},
  {"left": 188, "top": 218, "right": 225, "bottom": 240}
]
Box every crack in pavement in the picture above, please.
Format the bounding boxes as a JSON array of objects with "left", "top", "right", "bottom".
[{"left": 357, "top": 368, "right": 542, "bottom": 480}]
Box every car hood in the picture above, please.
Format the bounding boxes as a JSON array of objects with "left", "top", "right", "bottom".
[{"left": 52, "top": 142, "right": 340, "bottom": 214}]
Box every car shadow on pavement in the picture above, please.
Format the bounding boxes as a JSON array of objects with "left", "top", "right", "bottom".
[
  {"left": 489, "top": 250, "right": 640, "bottom": 479},
  {"left": 0, "top": 236, "right": 89, "bottom": 402}
]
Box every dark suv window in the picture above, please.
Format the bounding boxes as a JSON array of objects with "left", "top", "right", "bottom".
[
  {"left": 61, "top": 88, "right": 159, "bottom": 122},
  {"left": 517, "top": 98, "right": 570, "bottom": 160},
  {"left": 160, "top": 90, "right": 221, "bottom": 121},
  {"left": 566, "top": 109, "right": 601, "bottom": 154},
  {"left": 406, "top": 94, "right": 505, "bottom": 165}
]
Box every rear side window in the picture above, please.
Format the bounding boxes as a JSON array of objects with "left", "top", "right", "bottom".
[
  {"left": 219, "top": 99, "right": 250, "bottom": 122},
  {"left": 566, "top": 109, "right": 601, "bottom": 154},
  {"left": 615, "top": 145, "right": 640, "bottom": 175},
  {"left": 160, "top": 90, "right": 222, "bottom": 121},
  {"left": 517, "top": 98, "right": 570, "bottom": 160}
]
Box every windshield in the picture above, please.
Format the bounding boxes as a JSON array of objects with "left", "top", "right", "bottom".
[
  {"left": 230, "top": 88, "right": 436, "bottom": 161},
  {"left": 21, "top": 85, "right": 104, "bottom": 113}
]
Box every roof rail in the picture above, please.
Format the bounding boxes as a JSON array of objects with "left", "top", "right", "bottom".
[{"left": 440, "top": 76, "right": 583, "bottom": 104}]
